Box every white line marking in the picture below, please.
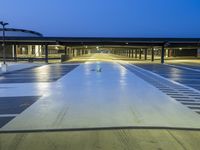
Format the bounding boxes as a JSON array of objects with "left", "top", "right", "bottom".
[
  {"left": 181, "top": 102, "right": 200, "bottom": 104},
  {"left": 128, "top": 63, "right": 200, "bottom": 94},
  {"left": 191, "top": 109, "right": 200, "bottom": 112},
  {"left": 185, "top": 105, "right": 200, "bottom": 107},
  {"left": 0, "top": 114, "right": 18, "bottom": 117},
  {"left": 165, "top": 64, "right": 200, "bottom": 73}
]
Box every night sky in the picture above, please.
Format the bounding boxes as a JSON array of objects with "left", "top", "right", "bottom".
[{"left": 1, "top": 0, "right": 200, "bottom": 37}]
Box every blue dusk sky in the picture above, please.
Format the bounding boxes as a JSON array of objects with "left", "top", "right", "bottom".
[{"left": 0, "top": 0, "right": 200, "bottom": 37}]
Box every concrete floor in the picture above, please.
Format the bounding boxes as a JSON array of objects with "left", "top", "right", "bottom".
[
  {"left": 0, "top": 63, "right": 41, "bottom": 74},
  {"left": 0, "top": 54, "right": 200, "bottom": 150},
  {"left": 0, "top": 129, "right": 200, "bottom": 150},
  {"left": 1, "top": 62, "right": 200, "bottom": 131},
  {"left": 134, "top": 63, "right": 200, "bottom": 91}
]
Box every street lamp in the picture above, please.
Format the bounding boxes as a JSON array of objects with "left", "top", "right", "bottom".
[{"left": 0, "top": 21, "right": 9, "bottom": 72}]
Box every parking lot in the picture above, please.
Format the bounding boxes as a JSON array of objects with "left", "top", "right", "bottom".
[
  {"left": 134, "top": 63, "right": 200, "bottom": 91},
  {"left": 0, "top": 64, "right": 78, "bottom": 129},
  {"left": 0, "top": 64, "right": 79, "bottom": 83},
  {"left": 0, "top": 54, "right": 200, "bottom": 150}
]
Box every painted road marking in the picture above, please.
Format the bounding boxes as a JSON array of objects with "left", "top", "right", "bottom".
[
  {"left": 121, "top": 63, "right": 200, "bottom": 115},
  {"left": 0, "top": 117, "right": 15, "bottom": 128},
  {"left": 0, "top": 114, "right": 18, "bottom": 117},
  {"left": 0, "top": 96, "right": 41, "bottom": 128},
  {"left": 0, "top": 65, "right": 79, "bottom": 83}
]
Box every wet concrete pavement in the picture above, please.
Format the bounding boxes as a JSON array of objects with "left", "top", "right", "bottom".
[
  {"left": 0, "top": 62, "right": 200, "bottom": 131},
  {"left": 0, "top": 54, "right": 200, "bottom": 150},
  {"left": 134, "top": 63, "right": 200, "bottom": 91}
]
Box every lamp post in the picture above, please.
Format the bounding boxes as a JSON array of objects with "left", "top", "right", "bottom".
[{"left": 0, "top": 21, "right": 9, "bottom": 72}]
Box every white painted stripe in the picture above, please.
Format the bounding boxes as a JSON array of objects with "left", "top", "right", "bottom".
[
  {"left": 193, "top": 109, "right": 200, "bottom": 112},
  {"left": 51, "top": 63, "right": 81, "bottom": 66},
  {"left": 165, "top": 64, "right": 200, "bottom": 73},
  {"left": 184, "top": 84, "right": 200, "bottom": 87},
  {"left": 0, "top": 114, "right": 18, "bottom": 117},
  {"left": 182, "top": 102, "right": 200, "bottom": 104},
  {"left": 186, "top": 105, "right": 200, "bottom": 108}
]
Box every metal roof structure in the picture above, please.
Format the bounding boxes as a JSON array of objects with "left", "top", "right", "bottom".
[
  {"left": 0, "top": 36, "right": 200, "bottom": 48},
  {"left": 0, "top": 28, "right": 43, "bottom": 37}
]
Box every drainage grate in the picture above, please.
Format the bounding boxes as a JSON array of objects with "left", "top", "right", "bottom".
[{"left": 121, "top": 63, "right": 200, "bottom": 115}]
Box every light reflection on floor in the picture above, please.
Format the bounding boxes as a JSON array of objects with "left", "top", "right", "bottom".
[{"left": 0, "top": 61, "right": 200, "bottom": 131}]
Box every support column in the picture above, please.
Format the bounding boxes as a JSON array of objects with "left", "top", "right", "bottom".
[
  {"left": 64, "top": 46, "right": 67, "bottom": 55},
  {"left": 13, "top": 44, "right": 17, "bottom": 61},
  {"left": 35, "top": 45, "right": 40, "bottom": 57},
  {"left": 169, "top": 49, "right": 172, "bottom": 57},
  {"left": 68, "top": 48, "right": 71, "bottom": 56},
  {"left": 79, "top": 50, "right": 81, "bottom": 56},
  {"left": 28, "top": 45, "right": 32, "bottom": 56},
  {"left": 151, "top": 48, "right": 154, "bottom": 62},
  {"left": 161, "top": 45, "right": 165, "bottom": 64},
  {"left": 76, "top": 49, "right": 78, "bottom": 56},
  {"left": 144, "top": 49, "right": 147, "bottom": 60},
  {"left": 131, "top": 49, "right": 134, "bottom": 58},
  {"left": 73, "top": 49, "right": 75, "bottom": 57},
  {"left": 69, "top": 48, "right": 71, "bottom": 56},
  {"left": 166, "top": 49, "right": 169, "bottom": 58},
  {"left": 88, "top": 49, "right": 90, "bottom": 54},
  {"left": 139, "top": 49, "right": 142, "bottom": 59},
  {"left": 167, "top": 49, "right": 170, "bottom": 57},
  {"left": 135, "top": 49, "right": 138, "bottom": 58},
  {"left": 45, "top": 44, "right": 48, "bottom": 63}
]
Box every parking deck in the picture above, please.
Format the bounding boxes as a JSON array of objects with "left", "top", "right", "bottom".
[
  {"left": 0, "top": 54, "right": 200, "bottom": 150},
  {"left": 134, "top": 63, "right": 200, "bottom": 91}
]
